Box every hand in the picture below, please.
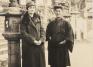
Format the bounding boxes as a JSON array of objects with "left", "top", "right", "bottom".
[
  {"left": 59, "top": 40, "right": 66, "bottom": 44},
  {"left": 34, "top": 40, "right": 41, "bottom": 45},
  {"left": 49, "top": 37, "right": 51, "bottom": 40},
  {"left": 38, "top": 40, "right": 42, "bottom": 44}
]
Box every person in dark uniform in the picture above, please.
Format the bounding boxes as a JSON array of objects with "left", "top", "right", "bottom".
[
  {"left": 46, "top": 3, "right": 74, "bottom": 67},
  {"left": 21, "top": 1, "right": 46, "bottom": 67}
]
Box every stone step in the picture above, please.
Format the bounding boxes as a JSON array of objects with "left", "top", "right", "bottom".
[
  {"left": 0, "top": 39, "right": 7, "bottom": 42},
  {"left": 0, "top": 35, "right": 7, "bottom": 57},
  {"left": 0, "top": 47, "right": 8, "bottom": 58},
  {"left": 0, "top": 54, "right": 8, "bottom": 61},
  {"left": 0, "top": 43, "right": 7, "bottom": 49},
  {"left": 0, "top": 49, "right": 7, "bottom": 56},
  {"left": 0, "top": 40, "right": 7, "bottom": 44},
  {"left": 0, "top": 54, "right": 8, "bottom": 67},
  {"left": 0, "top": 53, "right": 8, "bottom": 67}
]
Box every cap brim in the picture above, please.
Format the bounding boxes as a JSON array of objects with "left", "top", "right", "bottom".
[{"left": 53, "top": 6, "right": 63, "bottom": 9}]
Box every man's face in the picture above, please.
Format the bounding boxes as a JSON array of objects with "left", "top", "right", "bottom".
[
  {"left": 54, "top": 8, "right": 63, "bottom": 17},
  {"left": 28, "top": 6, "right": 36, "bottom": 16}
]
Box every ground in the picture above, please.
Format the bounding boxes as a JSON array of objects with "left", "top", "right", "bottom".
[{"left": 45, "top": 39, "right": 93, "bottom": 67}]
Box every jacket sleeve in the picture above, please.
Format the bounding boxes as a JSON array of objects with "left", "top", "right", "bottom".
[{"left": 65, "top": 22, "right": 74, "bottom": 53}]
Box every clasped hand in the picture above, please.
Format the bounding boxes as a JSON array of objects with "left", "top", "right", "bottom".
[
  {"left": 34, "top": 40, "right": 42, "bottom": 45},
  {"left": 59, "top": 40, "right": 66, "bottom": 44}
]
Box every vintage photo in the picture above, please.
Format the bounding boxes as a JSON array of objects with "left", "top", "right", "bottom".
[{"left": 0, "top": 0, "right": 93, "bottom": 67}]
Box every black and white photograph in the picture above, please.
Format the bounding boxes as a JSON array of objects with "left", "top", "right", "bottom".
[{"left": 0, "top": 0, "right": 93, "bottom": 67}]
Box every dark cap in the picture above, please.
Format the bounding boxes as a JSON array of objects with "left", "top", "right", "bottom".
[
  {"left": 26, "top": 1, "right": 35, "bottom": 9},
  {"left": 53, "top": 3, "right": 63, "bottom": 10},
  {"left": 53, "top": 2, "right": 69, "bottom": 10}
]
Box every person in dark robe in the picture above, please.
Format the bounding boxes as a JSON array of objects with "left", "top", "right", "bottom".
[
  {"left": 21, "top": 1, "right": 46, "bottom": 67},
  {"left": 46, "top": 3, "right": 74, "bottom": 67}
]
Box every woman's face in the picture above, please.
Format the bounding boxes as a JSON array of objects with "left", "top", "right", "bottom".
[
  {"left": 54, "top": 8, "right": 63, "bottom": 17},
  {"left": 28, "top": 6, "right": 36, "bottom": 17}
]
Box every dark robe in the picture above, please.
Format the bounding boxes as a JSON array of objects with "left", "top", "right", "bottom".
[
  {"left": 46, "top": 17, "right": 74, "bottom": 67},
  {"left": 21, "top": 12, "right": 46, "bottom": 67}
]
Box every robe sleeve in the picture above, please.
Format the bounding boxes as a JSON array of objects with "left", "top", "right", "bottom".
[
  {"left": 46, "top": 22, "right": 51, "bottom": 41},
  {"left": 65, "top": 22, "right": 74, "bottom": 52}
]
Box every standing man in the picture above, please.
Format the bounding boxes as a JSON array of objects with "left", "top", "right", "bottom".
[
  {"left": 21, "top": 1, "right": 46, "bottom": 67},
  {"left": 46, "top": 3, "right": 74, "bottom": 67}
]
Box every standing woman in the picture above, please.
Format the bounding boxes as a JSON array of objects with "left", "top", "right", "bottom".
[
  {"left": 46, "top": 3, "right": 74, "bottom": 67},
  {"left": 21, "top": 1, "right": 46, "bottom": 67}
]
